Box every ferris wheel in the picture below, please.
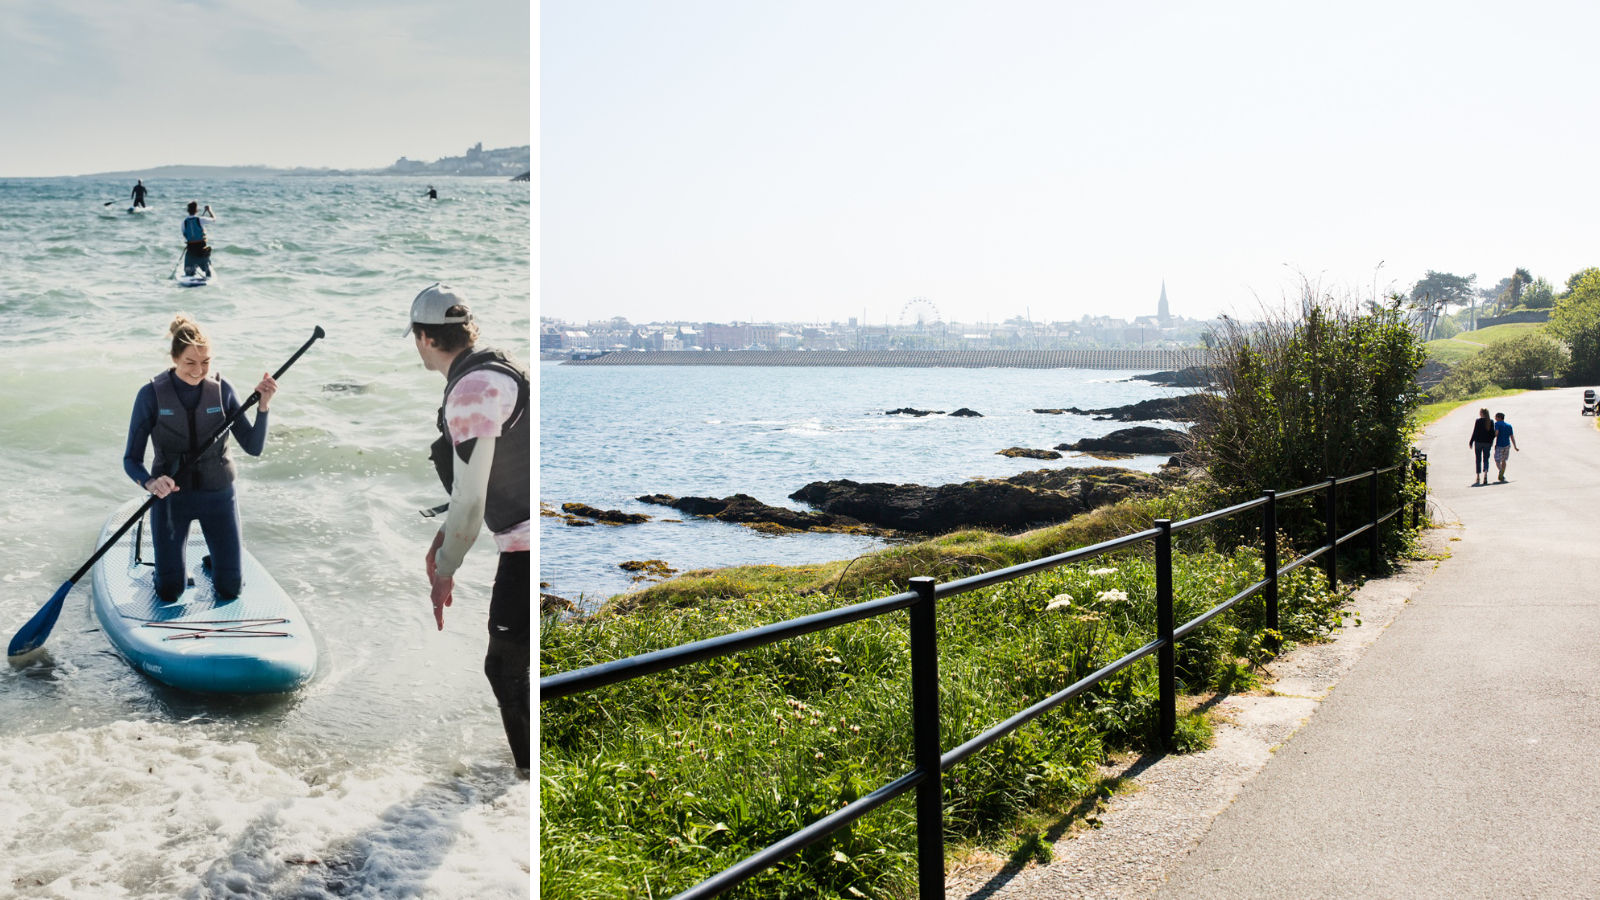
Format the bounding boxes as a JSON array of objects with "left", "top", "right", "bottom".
[{"left": 897, "top": 297, "right": 942, "bottom": 332}]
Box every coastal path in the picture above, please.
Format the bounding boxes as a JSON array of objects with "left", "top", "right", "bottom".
[{"left": 1154, "top": 387, "right": 1600, "bottom": 898}]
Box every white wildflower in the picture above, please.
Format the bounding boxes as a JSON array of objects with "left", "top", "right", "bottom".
[
  {"left": 1088, "top": 568, "right": 1117, "bottom": 577},
  {"left": 1097, "top": 589, "right": 1130, "bottom": 603},
  {"left": 1046, "top": 594, "right": 1073, "bottom": 611}
]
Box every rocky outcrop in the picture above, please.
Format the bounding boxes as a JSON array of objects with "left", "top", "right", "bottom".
[
  {"left": 949, "top": 408, "right": 984, "bottom": 417},
  {"left": 541, "top": 593, "right": 575, "bottom": 614},
  {"left": 1056, "top": 426, "right": 1188, "bottom": 455},
  {"left": 1034, "top": 395, "right": 1203, "bottom": 422},
  {"left": 636, "top": 493, "right": 888, "bottom": 535},
  {"left": 998, "top": 447, "right": 1063, "bottom": 460},
  {"left": 1127, "top": 367, "right": 1214, "bottom": 387},
  {"left": 619, "top": 559, "right": 678, "bottom": 582},
  {"left": 789, "top": 467, "right": 1170, "bottom": 534},
  {"left": 561, "top": 503, "right": 651, "bottom": 525},
  {"left": 886, "top": 408, "right": 944, "bottom": 416}
]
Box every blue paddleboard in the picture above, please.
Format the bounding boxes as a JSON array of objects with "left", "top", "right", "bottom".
[{"left": 90, "top": 498, "right": 317, "bottom": 693}]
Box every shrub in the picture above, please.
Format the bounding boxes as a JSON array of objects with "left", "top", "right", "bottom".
[
  {"left": 1431, "top": 331, "right": 1567, "bottom": 400},
  {"left": 1188, "top": 287, "right": 1425, "bottom": 562}
]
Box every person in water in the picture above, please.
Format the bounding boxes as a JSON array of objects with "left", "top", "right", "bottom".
[
  {"left": 181, "top": 201, "right": 217, "bottom": 278},
  {"left": 131, "top": 179, "right": 149, "bottom": 209},
  {"left": 124, "top": 315, "right": 279, "bottom": 602},
  {"left": 407, "top": 284, "right": 530, "bottom": 775},
  {"left": 425, "top": 186, "right": 437, "bottom": 200}
]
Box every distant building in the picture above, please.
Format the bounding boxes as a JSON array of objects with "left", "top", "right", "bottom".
[{"left": 1158, "top": 280, "right": 1171, "bottom": 326}]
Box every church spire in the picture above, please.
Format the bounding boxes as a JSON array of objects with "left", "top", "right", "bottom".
[{"left": 1158, "top": 280, "right": 1170, "bottom": 326}]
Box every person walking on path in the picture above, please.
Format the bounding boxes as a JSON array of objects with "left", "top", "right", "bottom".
[
  {"left": 1492, "top": 411, "right": 1519, "bottom": 482},
  {"left": 1468, "top": 408, "right": 1496, "bottom": 485},
  {"left": 406, "top": 283, "right": 530, "bottom": 775},
  {"left": 181, "top": 201, "right": 217, "bottom": 278},
  {"left": 131, "top": 179, "right": 149, "bottom": 209}
]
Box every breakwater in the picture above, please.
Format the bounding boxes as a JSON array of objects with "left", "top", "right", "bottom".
[{"left": 562, "top": 349, "right": 1213, "bottom": 369}]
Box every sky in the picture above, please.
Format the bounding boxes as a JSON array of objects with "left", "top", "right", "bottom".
[
  {"left": 0, "top": 0, "right": 531, "bottom": 176},
  {"left": 542, "top": 1, "right": 1600, "bottom": 326}
]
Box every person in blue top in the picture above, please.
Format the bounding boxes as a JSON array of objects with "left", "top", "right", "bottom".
[
  {"left": 123, "top": 315, "right": 279, "bottom": 602},
  {"left": 1492, "top": 411, "right": 1519, "bottom": 483},
  {"left": 181, "top": 201, "right": 217, "bottom": 278}
]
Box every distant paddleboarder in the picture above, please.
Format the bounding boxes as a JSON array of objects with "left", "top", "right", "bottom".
[
  {"left": 123, "top": 315, "right": 279, "bottom": 603},
  {"left": 131, "top": 180, "right": 149, "bottom": 209},
  {"left": 406, "top": 284, "right": 530, "bottom": 776},
  {"left": 181, "top": 201, "right": 216, "bottom": 278},
  {"left": 424, "top": 186, "right": 437, "bottom": 200}
]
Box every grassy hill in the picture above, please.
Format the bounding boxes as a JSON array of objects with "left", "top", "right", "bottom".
[{"left": 1426, "top": 322, "right": 1548, "bottom": 365}]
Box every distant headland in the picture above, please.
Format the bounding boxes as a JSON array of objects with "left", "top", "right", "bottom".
[{"left": 73, "top": 142, "right": 530, "bottom": 180}]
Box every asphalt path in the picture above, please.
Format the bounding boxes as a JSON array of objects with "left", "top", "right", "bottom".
[{"left": 1156, "top": 387, "right": 1600, "bottom": 899}]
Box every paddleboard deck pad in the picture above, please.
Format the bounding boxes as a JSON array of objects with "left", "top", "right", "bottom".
[{"left": 90, "top": 498, "right": 317, "bottom": 693}]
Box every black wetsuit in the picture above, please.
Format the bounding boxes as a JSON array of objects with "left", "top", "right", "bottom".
[
  {"left": 425, "top": 188, "right": 437, "bottom": 200},
  {"left": 131, "top": 184, "right": 148, "bottom": 208}
]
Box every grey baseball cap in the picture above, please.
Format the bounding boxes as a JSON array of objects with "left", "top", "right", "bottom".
[{"left": 404, "top": 283, "right": 472, "bottom": 336}]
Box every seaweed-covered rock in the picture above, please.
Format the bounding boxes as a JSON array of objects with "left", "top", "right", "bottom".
[
  {"left": 561, "top": 502, "right": 651, "bottom": 525},
  {"left": 885, "top": 407, "right": 944, "bottom": 416},
  {"left": 635, "top": 493, "right": 887, "bottom": 535},
  {"left": 1034, "top": 395, "right": 1203, "bottom": 422},
  {"left": 1126, "top": 367, "right": 1214, "bottom": 387},
  {"left": 789, "top": 466, "right": 1170, "bottom": 534},
  {"left": 1056, "top": 427, "right": 1188, "bottom": 455},
  {"left": 949, "top": 408, "right": 984, "bottom": 417},
  {"left": 997, "top": 447, "right": 1062, "bottom": 460}
]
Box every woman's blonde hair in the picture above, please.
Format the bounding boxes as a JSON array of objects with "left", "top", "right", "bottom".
[{"left": 168, "top": 314, "right": 209, "bottom": 359}]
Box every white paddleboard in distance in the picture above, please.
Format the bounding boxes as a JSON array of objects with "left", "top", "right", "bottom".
[
  {"left": 89, "top": 498, "right": 318, "bottom": 694},
  {"left": 127, "top": 206, "right": 152, "bottom": 214}
]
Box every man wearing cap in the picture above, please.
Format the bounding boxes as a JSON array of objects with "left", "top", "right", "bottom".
[{"left": 407, "top": 283, "right": 531, "bottom": 775}]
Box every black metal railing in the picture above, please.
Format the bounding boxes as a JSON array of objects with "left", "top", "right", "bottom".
[{"left": 540, "top": 453, "right": 1429, "bottom": 900}]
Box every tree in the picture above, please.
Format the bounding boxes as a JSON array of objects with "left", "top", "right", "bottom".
[
  {"left": 1562, "top": 267, "right": 1600, "bottom": 298},
  {"left": 1549, "top": 269, "right": 1600, "bottom": 383},
  {"left": 1520, "top": 277, "right": 1555, "bottom": 310},
  {"left": 1410, "top": 271, "right": 1477, "bottom": 338}
]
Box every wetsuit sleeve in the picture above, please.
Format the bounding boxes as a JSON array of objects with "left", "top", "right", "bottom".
[
  {"left": 221, "top": 379, "right": 270, "bottom": 456},
  {"left": 433, "top": 437, "right": 494, "bottom": 579},
  {"left": 123, "top": 385, "right": 159, "bottom": 485}
]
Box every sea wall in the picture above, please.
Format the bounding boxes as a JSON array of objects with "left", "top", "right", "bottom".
[{"left": 561, "top": 349, "right": 1214, "bottom": 370}]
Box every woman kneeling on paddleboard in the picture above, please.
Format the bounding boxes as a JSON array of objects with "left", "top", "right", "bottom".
[{"left": 123, "top": 315, "right": 278, "bottom": 602}]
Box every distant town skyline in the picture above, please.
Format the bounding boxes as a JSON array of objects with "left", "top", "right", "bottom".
[
  {"left": 0, "top": 0, "right": 529, "bottom": 177},
  {"left": 543, "top": 2, "right": 1600, "bottom": 326}
]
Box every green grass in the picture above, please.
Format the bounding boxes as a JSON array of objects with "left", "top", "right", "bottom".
[
  {"left": 1423, "top": 339, "right": 1484, "bottom": 366},
  {"left": 1414, "top": 386, "right": 1529, "bottom": 428},
  {"left": 1454, "top": 322, "right": 1547, "bottom": 345},
  {"left": 541, "top": 531, "right": 1359, "bottom": 899},
  {"left": 601, "top": 494, "right": 1198, "bottom": 614}
]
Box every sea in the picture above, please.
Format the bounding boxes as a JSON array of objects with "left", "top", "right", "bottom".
[
  {"left": 0, "top": 176, "right": 530, "bottom": 899},
  {"left": 538, "top": 364, "right": 1190, "bottom": 605}
]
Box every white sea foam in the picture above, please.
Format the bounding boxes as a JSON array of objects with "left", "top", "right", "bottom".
[{"left": 0, "top": 720, "right": 528, "bottom": 899}]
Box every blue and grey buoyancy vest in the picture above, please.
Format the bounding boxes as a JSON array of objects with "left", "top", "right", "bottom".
[
  {"left": 430, "top": 348, "right": 530, "bottom": 533},
  {"left": 182, "top": 215, "right": 208, "bottom": 245},
  {"left": 150, "top": 370, "right": 237, "bottom": 492}
]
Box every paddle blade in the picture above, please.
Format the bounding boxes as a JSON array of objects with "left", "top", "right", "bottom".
[{"left": 7, "top": 581, "right": 72, "bottom": 661}]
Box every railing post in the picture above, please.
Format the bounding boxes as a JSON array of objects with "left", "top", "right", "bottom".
[
  {"left": 1324, "top": 476, "right": 1338, "bottom": 589},
  {"left": 1417, "top": 453, "right": 1429, "bottom": 529},
  {"left": 1262, "top": 490, "right": 1278, "bottom": 647},
  {"left": 908, "top": 576, "right": 943, "bottom": 899},
  {"left": 1155, "top": 519, "right": 1175, "bottom": 749},
  {"left": 1368, "top": 466, "right": 1380, "bottom": 573}
]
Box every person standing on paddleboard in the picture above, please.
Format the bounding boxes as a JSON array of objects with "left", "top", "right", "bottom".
[
  {"left": 181, "top": 201, "right": 216, "bottom": 278},
  {"left": 407, "top": 284, "right": 530, "bottom": 776},
  {"left": 123, "top": 315, "right": 278, "bottom": 602},
  {"left": 131, "top": 179, "right": 149, "bottom": 209}
]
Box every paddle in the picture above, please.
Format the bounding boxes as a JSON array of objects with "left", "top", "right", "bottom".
[{"left": 6, "top": 326, "right": 327, "bottom": 662}]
